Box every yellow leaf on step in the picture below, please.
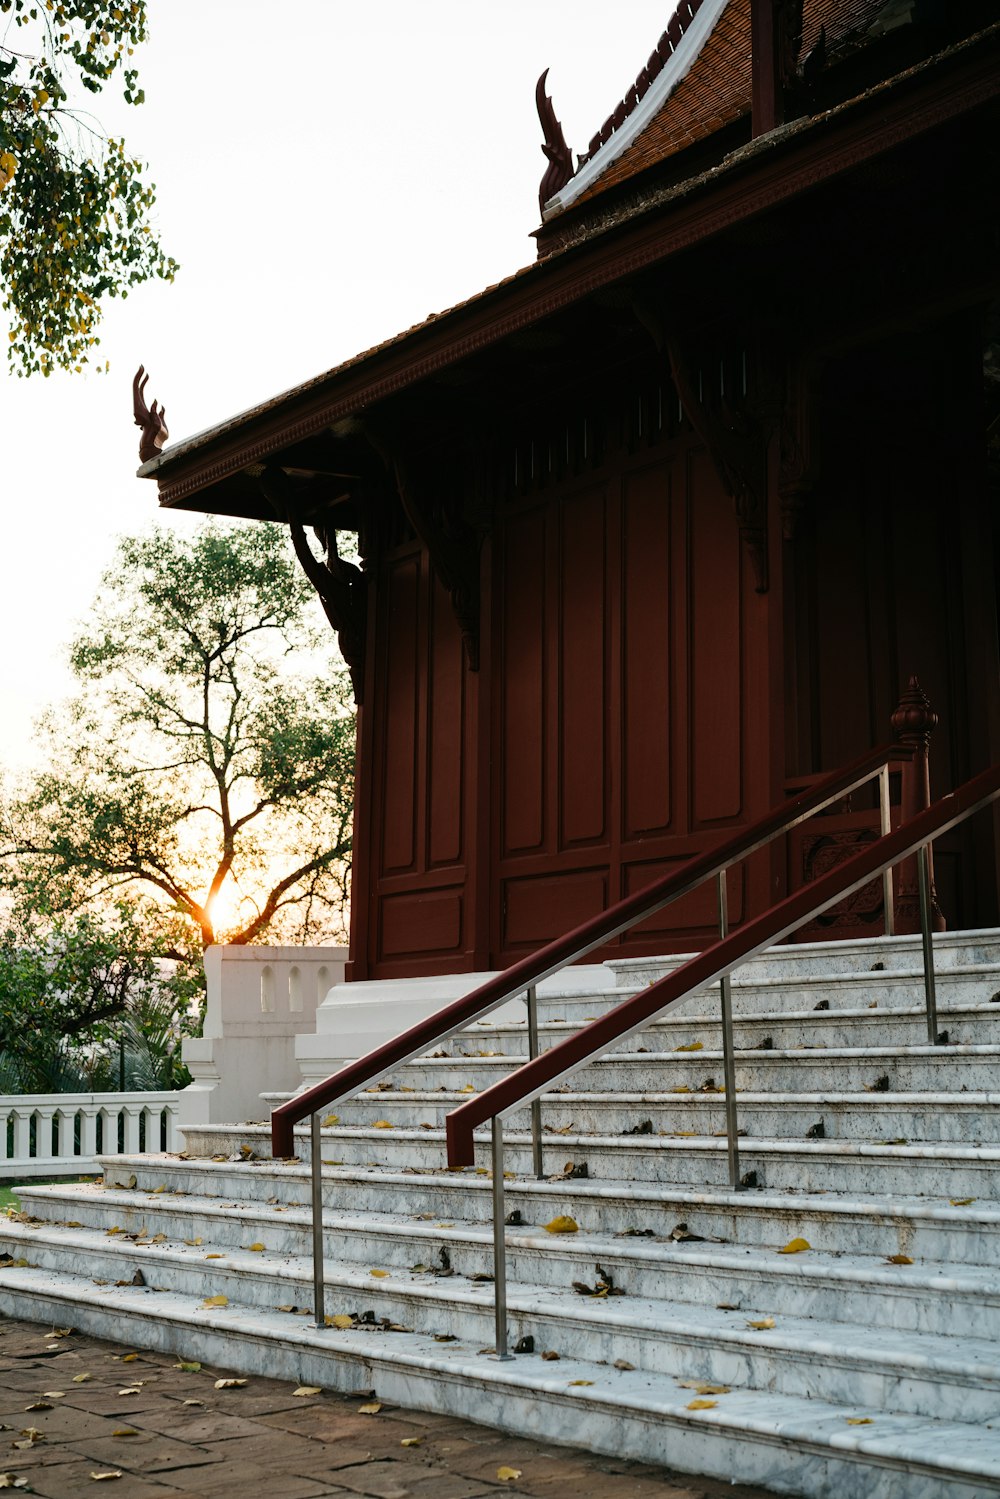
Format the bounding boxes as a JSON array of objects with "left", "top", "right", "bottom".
[
  {"left": 460, "top": 1084, "right": 476, "bottom": 1093},
  {"left": 152, "top": 1185, "right": 167, "bottom": 1194},
  {"left": 322, "top": 1114, "right": 339, "bottom": 1126},
  {"left": 746, "top": 1317, "right": 776, "bottom": 1330},
  {"left": 372, "top": 1120, "right": 394, "bottom": 1129},
  {"left": 358, "top": 1402, "right": 382, "bottom": 1414},
  {"left": 370, "top": 1268, "right": 389, "bottom": 1278},
  {"left": 675, "top": 1041, "right": 703, "bottom": 1052},
  {"left": 204, "top": 1254, "right": 224, "bottom": 1260},
  {"left": 497, "top": 1468, "right": 522, "bottom": 1482},
  {"left": 950, "top": 1198, "right": 976, "bottom": 1206},
  {"left": 777, "top": 1237, "right": 811, "bottom": 1255},
  {"left": 846, "top": 1417, "right": 873, "bottom": 1426},
  {"left": 886, "top": 1254, "right": 913, "bottom": 1265},
  {"left": 293, "top": 1386, "right": 321, "bottom": 1397},
  {"left": 544, "top": 1216, "right": 579, "bottom": 1234},
  {"left": 327, "top": 1314, "right": 353, "bottom": 1329},
  {"left": 183, "top": 1238, "right": 202, "bottom": 1247},
  {"left": 679, "top": 1381, "right": 730, "bottom": 1394},
  {"left": 436, "top": 1223, "right": 454, "bottom": 1229},
  {"left": 670, "top": 1086, "right": 692, "bottom": 1094},
  {"left": 203, "top": 1295, "right": 228, "bottom": 1307},
  {"left": 248, "top": 1243, "right": 265, "bottom": 1252},
  {"left": 686, "top": 1399, "right": 718, "bottom": 1410},
  {"left": 568, "top": 1379, "right": 594, "bottom": 1386},
  {"left": 213, "top": 1378, "right": 247, "bottom": 1389}
]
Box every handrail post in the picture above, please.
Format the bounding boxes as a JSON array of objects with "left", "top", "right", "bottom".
[
  {"left": 526, "top": 985, "right": 544, "bottom": 1179},
  {"left": 879, "top": 763, "right": 895, "bottom": 936},
  {"left": 311, "top": 1113, "right": 326, "bottom": 1329},
  {"left": 918, "top": 844, "right": 940, "bottom": 1044},
  {"left": 492, "top": 1118, "right": 512, "bottom": 1359},
  {"left": 891, "top": 678, "right": 944, "bottom": 934},
  {"left": 717, "top": 871, "right": 741, "bottom": 1190}
]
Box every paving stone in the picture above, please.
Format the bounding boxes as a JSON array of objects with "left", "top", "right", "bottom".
[
  {"left": 133, "top": 1406, "right": 270, "bottom": 1443},
  {"left": 161, "top": 1458, "right": 347, "bottom": 1496},
  {"left": 18, "top": 1460, "right": 192, "bottom": 1499}
]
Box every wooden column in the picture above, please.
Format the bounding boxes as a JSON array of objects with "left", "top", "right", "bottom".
[{"left": 751, "top": 0, "right": 782, "bottom": 137}]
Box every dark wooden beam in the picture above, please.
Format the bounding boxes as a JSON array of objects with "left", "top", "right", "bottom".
[{"left": 752, "top": 0, "right": 783, "bottom": 136}]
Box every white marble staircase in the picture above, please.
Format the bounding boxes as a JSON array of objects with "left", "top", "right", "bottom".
[{"left": 4, "top": 931, "right": 1000, "bottom": 1498}]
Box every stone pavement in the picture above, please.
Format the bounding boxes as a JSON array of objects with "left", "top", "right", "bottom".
[{"left": 0, "top": 1314, "right": 790, "bottom": 1499}]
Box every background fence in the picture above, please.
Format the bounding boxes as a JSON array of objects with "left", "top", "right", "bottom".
[{"left": 1, "top": 1091, "right": 180, "bottom": 1180}]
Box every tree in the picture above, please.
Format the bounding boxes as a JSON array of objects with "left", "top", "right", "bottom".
[
  {"left": 2, "top": 522, "right": 357, "bottom": 958},
  {"left": 0, "top": 0, "right": 177, "bottom": 375}
]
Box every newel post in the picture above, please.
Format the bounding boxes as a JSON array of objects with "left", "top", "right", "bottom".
[{"left": 891, "top": 677, "right": 946, "bottom": 933}]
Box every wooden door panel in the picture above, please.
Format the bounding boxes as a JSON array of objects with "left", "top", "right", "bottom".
[
  {"left": 559, "top": 485, "right": 608, "bottom": 848},
  {"left": 621, "top": 463, "right": 674, "bottom": 840}
]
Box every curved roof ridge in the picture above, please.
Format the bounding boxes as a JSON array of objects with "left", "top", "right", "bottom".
[{"left": 543, "top": 0, "right": 730, "bottom": 219}]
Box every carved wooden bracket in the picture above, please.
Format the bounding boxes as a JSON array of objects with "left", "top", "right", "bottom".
[
  {"left": 667, "top": 337, "right": 771, "bottom": 593},
  {"left": 536, "top": 68, "right": 574, "bottom": 215},
  {"left": 258, "top": 466, "right": 368, "bottom": 704},
  {"left": 391, "top": 454, "right": 482, "bottom": 671}
]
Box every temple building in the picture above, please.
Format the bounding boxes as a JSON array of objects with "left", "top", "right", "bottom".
[{"left": 137, "top": 0, "right": 1000, "bottom": 982}]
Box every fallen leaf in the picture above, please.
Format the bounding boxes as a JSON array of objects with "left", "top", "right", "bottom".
[
  {"left": 248, "top": 1243, "right": 265, "bottom": 1252},
  {"left": 886, "top": 1254, "right": 914, "bottom": 1265},
  {"left": 746, "top": 1317, "right": 776, "bottom": 1330},
  {"left": 544, "top": 1216, "right": 579, "bottom": 1234},
  {"left": 372, "top": 1120, "right": 394, "bottom": 1129},
  {"left": 89, "top": 1475, "right": 123, "bottom": 1483},
  {"left": 25, "top": 1401, "right": 52, "bottom": 1411},
  {"left": 950, "top": 1198, "right": 976, "bottom": 1207},
  {"left": 322, "top": 1114, "right": 339, "bottom": 1126},
  {"left": 182, "top": 1400, "right": 204, "bottom": 1407},
  {"left": 434, "top": 1334, "right": 457, "bottom": 1343},
  {"left": 370, "top": 1268, "right": 389, "bottom": 1278},
  {"left": 401, "top": 1437, "right": 422, "bottom": 1447},
  {"left": 293, "top": 1386, "right": 321, "bottom": 1397},
  {"left": 497, "top": 1468, "right": 522, "bottom": 1482},
  {"left": 777, "top": 1237, "right": 811, "bottom": 1255},
  {"left": 542, "top": 1350, "right": 561, "bottom": 1361},
  {"left": 679, "top": 1381, "right": 730, "bottom": 1394},
  {"left": 568, "top": 1379, "right": 594, "bottom": 1386},
  {"left": 358, "top": 1402, "right": 382, "bottom": 1414},
  {"left": 203, "top": 1295, "right": 228, "bottom": 1308},
  {"left": 121, "top": 1354, "right": 139, "bottom": 1363},
  {"left": 174, "top": 1361, "right": 201, "bottom": 1372},
  {"left": 670, "top": 1085, "right": 692, "bottom": 1094},
  {"left": 845, "top": 1417, "right": 873, "bottom": 1426},
  {"left": 47, "top": 1328, "right": 73, "bottom": 1338},
  {"left": 112, "top": 1428, "right": 137, "bottom": 1438},
  {"left": 213, "top": 1379, "right": 247, "bottom": 1389},
  {"left": 152, "top": 1185, "right": 167, "bottom": 1194},
  {"left": 204, "top": 1254, "right": 224, "bottom": 1260},
  {"left": 687, "top": 1399, "right": 718, "bottom": 1410},
  {"left": 72, "top": 1374, "right": 92, "bottom": 1383},
  {"left": 118, "top": 1389, "right": 142, "bottom": 1397},
  {"left": 613, "top": 1359, "right": 635, "bottom": 1371},
  {"left": 435, "top": 1223, "right": 454, "bottom": 1229},
  {"left": 0, "top": 1477, "right": 28, "bottom": 1489},
  {"left": 326, "top": 1314, "right": 353, "bottom": 1329}
]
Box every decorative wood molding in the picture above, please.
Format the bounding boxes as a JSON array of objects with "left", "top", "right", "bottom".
[
  {"left": 536, "top": 69, "right": 574, "bottom": 216},
  {"left": 667, "top": 335, "right": 771, "bottom": 593},
  {"left": 258, "top": 466, "right": 368, "bottom": 703}
]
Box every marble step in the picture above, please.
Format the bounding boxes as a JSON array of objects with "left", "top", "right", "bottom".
[
  {"left": 180, "top": 1120, "right": 1000, "bottom": 1196},
  {"left": 76, "top": 1156, "right": 1000, "bottom": 1265},
  {"left": 12, "top": 1183, "right": 1000, "bottom": 1339},
  {"left": 0, "top": 1264, "right": 998, "bottom": 1499},
  {"left": 464, "top": 1003, "right": 1000, "bottom": 1055},
  {"left": 363, "top": 1044, "right": 1000, "bottom": 1095},
  {"left": 608, "top": 929, "right": 1000, "bottom": 985},
  {"left": 269, "top": 1088, "right": 1000, "bottom": 1145}
]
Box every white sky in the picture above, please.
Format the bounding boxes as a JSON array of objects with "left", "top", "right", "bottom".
[{"left": 1, "top": 1, "right": 666, "bottom": 773}]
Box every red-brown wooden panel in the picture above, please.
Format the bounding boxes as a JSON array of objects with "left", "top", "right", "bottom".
[
  {"left": 380, "top": 554, "right": 421, "bottom": 873},
  {"left": 380, "top": 889, "right": 463, "bottom": 958},
  {"left": 622, "top": 462, "right": 674, "bottom": 839},
  {"left": 427, "top": 576, "right": 465, "bottom": 869},
  {"left": 503, "top": 869, "right": 608, "bottom": 949},
  {"left": 559, "top": 485, "right": 607, "bottom": 847},
  {"left": 623, "top": 854, "right": 746, "bottom": 935},
  {"left": 689, "top": 449, "right": 742, "bottom": 825},
  {"left": 501, "top": 508, "right": 546, "bottom": 856}
]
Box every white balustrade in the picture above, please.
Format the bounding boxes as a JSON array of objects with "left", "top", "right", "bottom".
[{"left": 0, "top": 1091, "right": 180, "bottom": 1180}]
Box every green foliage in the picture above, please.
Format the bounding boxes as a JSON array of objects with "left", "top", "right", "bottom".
[
  {"left": 0, "top": 902, "right": 196, "bottom": 1092},
  {"left": 3, "top": 521, "right": 356, "bottom": 957},
  {"left": 0, "top": 0, "right": 177, "bottom": 375}
]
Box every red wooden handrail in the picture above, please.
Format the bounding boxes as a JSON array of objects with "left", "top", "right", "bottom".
[
  {"left": 272, "top": 739, "right": 908, "bottom": 1157},
  {"left": 445, "top": 759, "right": 1000, "bottom": 1167}
]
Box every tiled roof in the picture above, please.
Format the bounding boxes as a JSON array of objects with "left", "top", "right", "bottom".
[{"left": 550, "top": 0, "right": 897, "bottom": 215}]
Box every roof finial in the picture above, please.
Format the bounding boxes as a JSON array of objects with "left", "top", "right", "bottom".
[
  {"left": 535, "top": 69, "right": 574, "bottom": 215},
  {"left": 133, "top": 364, "right": 169, "bottom": 464}
]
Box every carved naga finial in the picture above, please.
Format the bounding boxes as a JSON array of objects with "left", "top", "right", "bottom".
[
  {"left": 133, "top": 365, "right": 169, "bottom": 464},
  {"left": 535, "top": 69, "right": 574, "bottom": 215}
]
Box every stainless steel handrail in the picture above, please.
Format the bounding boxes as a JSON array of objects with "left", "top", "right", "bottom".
[{"left": 449, "top": 762, "right": 1000, "bottom": 1358}]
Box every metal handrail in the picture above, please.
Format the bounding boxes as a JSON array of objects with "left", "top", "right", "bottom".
[
  {"left": 271, "top": 738, "right": 907, "bottom": 1327},
  {"left": 446, "top": 759, "right": 1000, "bottom": 1358}
]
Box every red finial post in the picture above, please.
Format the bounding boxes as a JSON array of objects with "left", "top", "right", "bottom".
[{"left": 891, "top": 677, "right": 945, "bottom": 933}]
